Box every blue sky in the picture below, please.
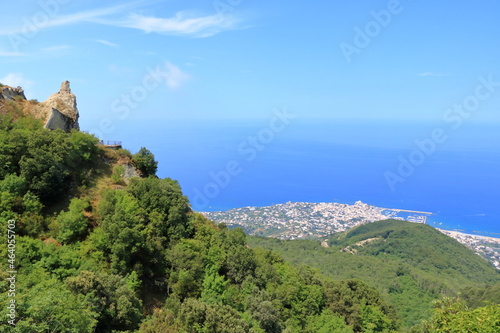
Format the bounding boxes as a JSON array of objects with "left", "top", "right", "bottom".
[{"left": 1, "top": 0, "right": 500, "bottom": 132}]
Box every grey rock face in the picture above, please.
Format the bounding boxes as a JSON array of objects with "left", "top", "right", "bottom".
[
  {"left": 0, "top": 86, "right": 26, "bottom": 100},
  {"left": 122, "top": 164, "right": 141, "bottom": 184},
  {"left": 38, "top": 81, "right": 80, "bottom": 131}
]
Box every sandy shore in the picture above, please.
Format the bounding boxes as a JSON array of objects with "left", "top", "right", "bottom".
[{"left": 438, "top": 229, "right": 500, "bottom": 243}]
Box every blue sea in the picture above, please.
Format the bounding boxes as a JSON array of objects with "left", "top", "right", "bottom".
[{"left": 113, "top": 118, "right": 500, "bottom": 237}]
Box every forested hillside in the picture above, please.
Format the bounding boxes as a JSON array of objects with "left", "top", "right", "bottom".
[
  {"left": 1, "top": 101, "right": 499, "bottom": 332},
  {"left": 248, "top": 221, "right": 500, "bottom": 329},
  {"left": 0, "top": 103, "right": 400, "bottom": 332}
]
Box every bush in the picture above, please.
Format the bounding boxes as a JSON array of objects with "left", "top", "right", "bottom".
[
  {"left": 420, "top": 298, "right": 500, "bottom": 333},
  {"left": 117, "top": 148, "right": 132, "bottom": 159},
  {"left": 68, "top": 130, "right": 99, "bottom": 165},
  {"left": 111, "top": 164, "right": 125, "bottom": 184},
  {"left": 66, "top": 270, "right": 143, "bottom": 332},
  {"left": 56, "top": 198, "right": 91, "bottom": 244},
  {"left": 132, "top": 147, "right": 158, "bottom": 176}
]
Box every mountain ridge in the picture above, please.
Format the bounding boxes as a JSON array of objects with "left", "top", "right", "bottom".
[{"left": 248, "top": 220, "right": 500, "bottom": 327}]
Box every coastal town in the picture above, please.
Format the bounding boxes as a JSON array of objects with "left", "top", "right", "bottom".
[
  {"left": 202, "top": 201, "right": 500, "bottom": 269},
  {"left": 203, "top": 201, "right": 394, "bottom": 239}
]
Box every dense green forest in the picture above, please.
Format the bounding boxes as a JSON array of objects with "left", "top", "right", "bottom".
[
  {"left": 1, "top": 103, "right": 499, "bottom": 332},
  {"left": 248, "top": 221, "right": 500, "bottom": 329}
]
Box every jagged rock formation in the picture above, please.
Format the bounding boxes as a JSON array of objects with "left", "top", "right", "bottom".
[
  {"left": 0, "top": 85, "right": 26, "bottom": 100},
  {"left": 0, "top": 81, "right": 80, "bottom": 132},
  {"left": 37, "top": 81, "right": 79, "bottom": 131}
]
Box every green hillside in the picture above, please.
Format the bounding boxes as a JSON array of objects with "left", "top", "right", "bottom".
[
  {"left": 1, "top": 102, "right": 400, "bottom": 332},
  {"left": 333, "top": 220, "right": 499, "bottom": 286},
  {"left": 248, "top": 220, "right": 500, "bottom": 328},
  {"left": 1, "top": 99, "right": 499, "bottom": 332}
]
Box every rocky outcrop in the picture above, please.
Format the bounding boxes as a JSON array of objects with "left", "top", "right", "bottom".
[
  {"left": 44, "top": 108, "right": 78, "bottom": 131},
  {"left": 36, "top": 81, "right": 79, "bottom": 131},
  {"left": 0, "top": 85, "right": 26, "bottom": 101},
  {"left": 122, "top": 163, "right": 141, "bottom": 184},
  {"left": 0, "top": 81, "right": 80, "bottom": 132}
]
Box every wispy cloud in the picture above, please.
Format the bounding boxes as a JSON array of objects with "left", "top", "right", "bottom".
[
  {"left": 0, "top": 4, "right": 245, "bottom": 38},
  {"left": 417, "top": 72, "right": 449, "bottom": 77},
  {"left": 41, "top": 45, "right": 71, "bottom": 52},
  {"left": 0, "top": 4, "right": 132, "bottom": 36},
  {"left": 108, "top": 11, "right": 242, "bottom": 37},
  {"left": 94, "top": 39, "right": 120, "bottom": 47},
  {"left": 164, "top": 61, "right": 190, "bottom": 89},
  {"left": 94, "top": 39, "right": 119, "bottom": 47},
  {"left": 0, "top": 50, "right": 27, "bottom": 57}
]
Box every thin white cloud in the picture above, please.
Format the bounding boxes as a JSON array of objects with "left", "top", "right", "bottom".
[
  {"left": 0, "top": 50, "right": 27, "bottom": 57},
  {"left": 41, "top": 45, "right": 71, "bottom": 52},
  {"left": 0, "top": 4, "right": 134, "bottom": 36},
  {"left": 417, "top": 72, "right": 449, "bottom": 77},
  {"left": 0, "top": 4, "right": 244, "bottom": 38},
  {"left": 0, "top": 73, "right": 34, "bottom": 96},
  {"left": 95, "top": 39, "right": 119, "bottom": 47},
  {"left": 43, "top": 6, "right": 128, "bottom": 29},
  {"left": 109, "top": 11, "right": 241, "bottom": 37},
  {"left": 163, "top": 61, "right": 190, "bottom": 89}
]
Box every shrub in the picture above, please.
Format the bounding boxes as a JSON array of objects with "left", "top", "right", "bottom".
[
  {"left": 117, "top": 148, "right": 132, "bottom": 159},
  {"left": 56, "top": 198, "right": 91, "bottom": 244},
  {"left": 132, "top": 147, "right": 158, "bottom": 176},
  {"left": 111, "top": 164, "right": 125, "bottom": 184}
]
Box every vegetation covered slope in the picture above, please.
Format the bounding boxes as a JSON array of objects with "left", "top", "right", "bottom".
[
  {"left": 1, "top": 102, "right": 498, "bottom": 332},
  {"left": 0, "top": 110, "right": 400, "bottom": 332},
  {"left": 248, "top": 220, "right": 500, "bottom": 328},
  {"left": 333, "top": 220, "right": 499, "bottom": 287}
]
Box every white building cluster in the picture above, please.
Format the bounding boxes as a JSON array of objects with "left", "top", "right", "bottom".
[
  {"left": 203, "top": 202, "right": 500, "bottom": 269},
  {"left": 203, "top": 201, "right": 392, "bottom": 239}
]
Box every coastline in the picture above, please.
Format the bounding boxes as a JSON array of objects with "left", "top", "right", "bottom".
[
  {"left": 202, "top": 200, "right": 500, "bottom": 270},
  {"left": 437, "top": 229, "right": 500, "bottom": 243},
  {"left": 201, "top": 200, "right": 500, "bottom": 240}
]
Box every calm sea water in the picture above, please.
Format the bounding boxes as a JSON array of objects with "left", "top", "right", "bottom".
[{"left": 112, "top": 119, "right": 500, "bottom": 237}]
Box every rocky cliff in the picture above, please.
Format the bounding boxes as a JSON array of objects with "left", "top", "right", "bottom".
[
  {"left": 0, "top": 85, "right": 26, "bottom": 100},
  {"left": 37, "top": 81, "right": 80, "bottom": 131},
  {"left": 0, "top": 81, "right": 79, "bottom": 131}
]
